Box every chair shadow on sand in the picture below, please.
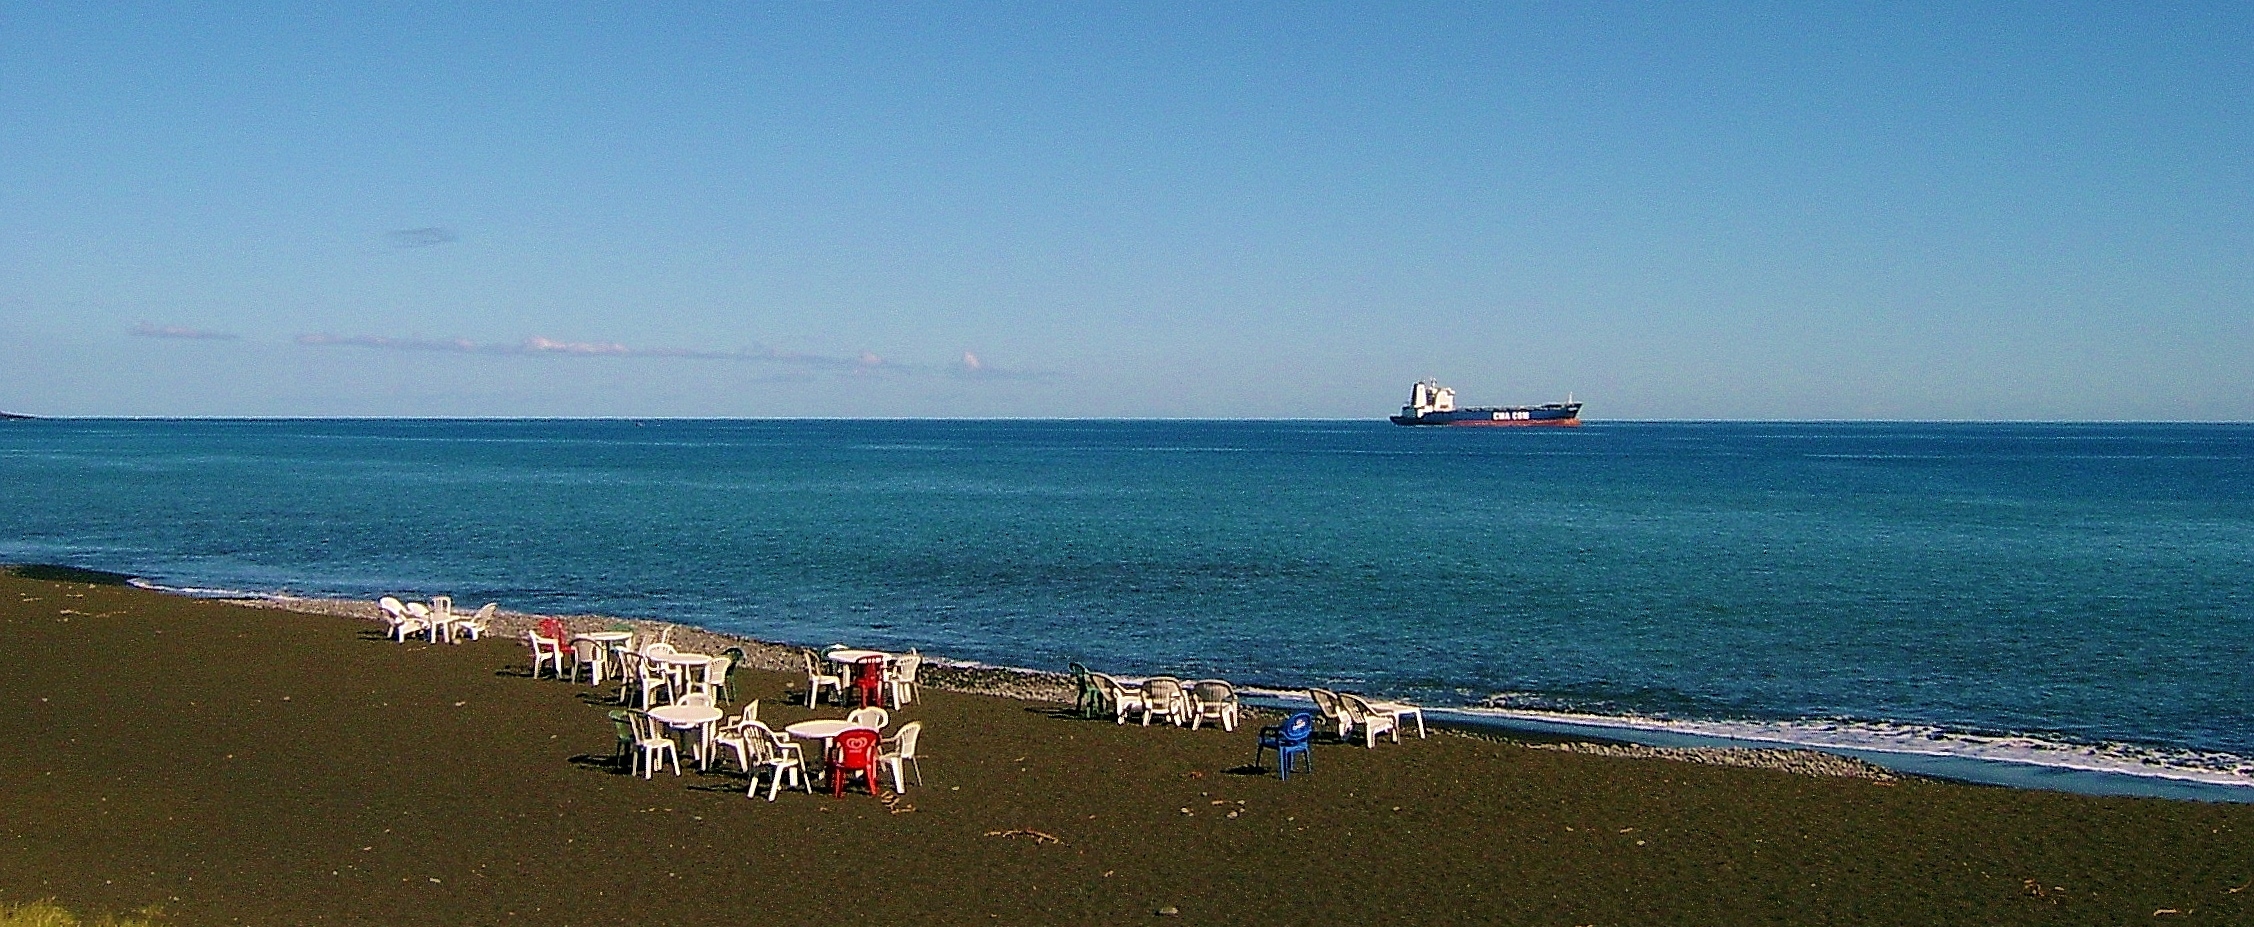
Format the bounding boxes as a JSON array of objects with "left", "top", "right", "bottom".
[{"left": 567, "top": 752, "right": 631, "bottom": 775}]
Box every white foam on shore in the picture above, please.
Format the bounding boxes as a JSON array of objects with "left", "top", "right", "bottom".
[
  {"left": 1456, "top": 703, "right": 2254, "bottom": 791},
  {"left": 128, "top": 577, "right": 279, "bottom": 600}
]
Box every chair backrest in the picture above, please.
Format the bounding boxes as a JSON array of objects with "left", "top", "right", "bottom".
[
  {"left": 892, "top": 652, "right": 922, "bottom": 680},
  {"left": 379, "top": 596, "right": 406, "bottom": 617},
  {"left": 891, "top": 721, "right": 922, "bottom": 758},
  {"left": 846, "top": 707, "right": 889, "bottom": 730},
  {"left": 572, "top": 638, "right": 603, "bottom": 662},
  {"left": 748, "top": 720, "right": 789, "bottom": 751},
  {"left": 1339, "top": 693, "right": 1383, "bottom": 723},
  {"left": 1068, "top": 661, "right": 1090, "bottom": 682},
  {"left": 1089, "top": 673, "right": 1122, "bottom": 700},
  {"left": 431, "top": 595, "right": 453, "bottom": 616},
  {"left": 619, "top": 649, "right": 645, "bottom": 678},
  {"left": 733, "top": 700, "right": 760, "bottom": 728},
  {"left": 1143, "top": 676, "right": 1184, "bottom": 702},
  {"left": 525, "top": 630, "right": 553, "bottom": 653},
  {"left": 642, "top": 641, "right": 676, "bottom": 657},
  {"left": 856, "top": 655, "right": 885, "bottom": 680},
  {"left": 721, "top": 646, "right": 747, "bottom": 674},
  {"left": 702, "top": 655, "right": 732, "bottom": 683},
  {"left": 609, "top": 710, "right": 633, "bottom": 741},
  {"left": 835, "top": 728, "right": 881, "bottom": 765},
  {"left": 537, "top": 617, "right": 568, "bottom": 644},
  {"left": 471, "top": 602, "right": 497, "bottom": 621},
  {"left": 1281, "top": 711, "right": 1315, "bottom": 744},
  {"left": 1308, "top": 688, "right": 1343, "bottom": 719},
  {"left": 1193, "top": 680, "right": 1234, "bottom": 705},
  {"left": 803, "top": 650, "right": 822, "bottom": 674},
  {"left": 406, "top": 601, "right": 432, "bottom": 618}
]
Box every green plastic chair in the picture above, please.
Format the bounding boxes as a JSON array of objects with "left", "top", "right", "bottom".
[{"left": 1069, "top": 662, "right": 1103, "bottom": 719}]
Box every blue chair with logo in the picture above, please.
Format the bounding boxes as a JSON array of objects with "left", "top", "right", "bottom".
[{"left": 1256, "top": 711, "right": 1316, "bottom": 780}]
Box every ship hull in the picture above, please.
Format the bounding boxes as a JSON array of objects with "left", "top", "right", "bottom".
[{"left": 1390, "top": 405, "right": 1581, "bottom": 427}]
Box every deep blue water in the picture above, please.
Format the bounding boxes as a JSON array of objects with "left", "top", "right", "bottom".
[{"left": 4, "top": 418, "right": 2251, "bottom": 786}]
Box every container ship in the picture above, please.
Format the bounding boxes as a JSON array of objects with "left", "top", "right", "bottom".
[{"left": 1389, "top": 379, "right": 1581, "bottom": 427}]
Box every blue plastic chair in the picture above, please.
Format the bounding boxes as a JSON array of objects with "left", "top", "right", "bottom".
[{"left": 1256, "top": 711, "right": 1316, "bottom": 780}]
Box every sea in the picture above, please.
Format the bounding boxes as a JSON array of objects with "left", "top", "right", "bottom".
[{"left": 4, "top": 418, "right": 2251, "bottom": 800}]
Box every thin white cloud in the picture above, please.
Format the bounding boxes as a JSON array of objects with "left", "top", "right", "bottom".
[
  {"left": 133, "top": 322, "right": 237, "bottom": 341},
  {"left": 950, "top": 349, "right": 1051, "bottom": 380},
  {"left": 296, "top": 332, "right": 907, "bottom": 371}
]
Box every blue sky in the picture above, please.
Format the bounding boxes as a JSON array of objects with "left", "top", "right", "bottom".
[{"left": 2, "top": 3, "right": 2248, "bottom": 419}]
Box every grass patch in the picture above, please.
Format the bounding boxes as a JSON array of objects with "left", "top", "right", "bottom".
[{"left": 0, "top": 900, "right": 163, "bottom": 927}]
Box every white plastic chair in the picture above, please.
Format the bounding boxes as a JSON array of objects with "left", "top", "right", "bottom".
[
  {"left": 710, "top": 701, "right": 764, "bottom": 773},
  {"left": 633, "top": 662, "right": 674, "bottom": 708},
  {"left": 692, "top": 654, "right": 733, "bottom": 703},
  {"left": 803, "top": 650, "right": 844, "bottom": 707},
  {"left": 879, "top": 721, "right": 924, "bottom": 790},
  {"left": 1364, "top": 696, "right": 1427, "bottom": 739},
  {"left": 744, "top": 721, "right": 808, "bottom": 800},
  {"left": 1138, "top": 677, "right": 1189, "bottom": 727},
  {"left": 379, "top": 597, "right": 426, "bottom": 642},
  {"left": 627, "top": 710, "right": 680, "bottom": 779},
  {"left": 1338, "top": 693, "right": 1401, "bottom": 748},
  {"left": 885, "top": 651, "right": 923, "bottom": 706},
  {"left": 1308, "top": 688, "right": 1353, "bottom": 739},
  {"left": 1189, "top": 680, "right": 1240, "bottom": 732},
  {"left": 453, "top": 602, "right": 495, "bottom": 641},
  {"left": 570, "top": 638, "right": 606, "bottom": 685},
  {"left": 1090, "top": 672, "right": 1145, "bottom": 724},
  {"left": 524, "top": 630, "right": 566, "bottom": 680},
  {"left": 846, "top": 706, "right": 890, "bottom": 731},
  {"left": 405, "top": 601, "right": 443, "bottom": 643}
]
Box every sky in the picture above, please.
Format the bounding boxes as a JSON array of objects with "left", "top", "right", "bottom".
[{"left": 2, "top": 3, "right": 2249, "bottom": 419}]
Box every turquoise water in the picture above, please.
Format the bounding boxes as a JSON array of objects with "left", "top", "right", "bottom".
[{"left": 4, "top": 418, "right": 2251, "bottom": 789}]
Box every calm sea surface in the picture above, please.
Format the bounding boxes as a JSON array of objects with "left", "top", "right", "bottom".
[{"left": 4, "top": 419, "right": 2251, "bottom": 789}]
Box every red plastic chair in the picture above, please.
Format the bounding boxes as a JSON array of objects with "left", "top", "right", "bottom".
[
  {"left": 829, "top": 728, "right": 882, "bottom": 797},
  {"left": 853, "top": 655, "right": 887, "bottom": 708},
  {"left": 537, "top": 617, "right": 570, "bottom": 647}
]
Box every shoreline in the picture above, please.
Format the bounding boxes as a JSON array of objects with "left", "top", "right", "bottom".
[{"left": 99, "top": 565, "right": 2251, "bottom": 800}]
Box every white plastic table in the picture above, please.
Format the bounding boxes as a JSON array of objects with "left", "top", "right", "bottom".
[
  {"left": 424, "top": 613, "right": 463, "bottom": 644},
  {"left": 648, "top": 704, "right": 725, "bottom": 770},
  {"left": 650, "top": 652, "right": 712, "bottom": 694}
]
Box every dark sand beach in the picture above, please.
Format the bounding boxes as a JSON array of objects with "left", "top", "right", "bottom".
[{"left": 4, "top": 567, "right": 2252, "bottom": 925}]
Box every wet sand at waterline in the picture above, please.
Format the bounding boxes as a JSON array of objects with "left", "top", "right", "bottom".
[{"left": 3, "top": 568, "right": 2251, "bottom": 925}]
